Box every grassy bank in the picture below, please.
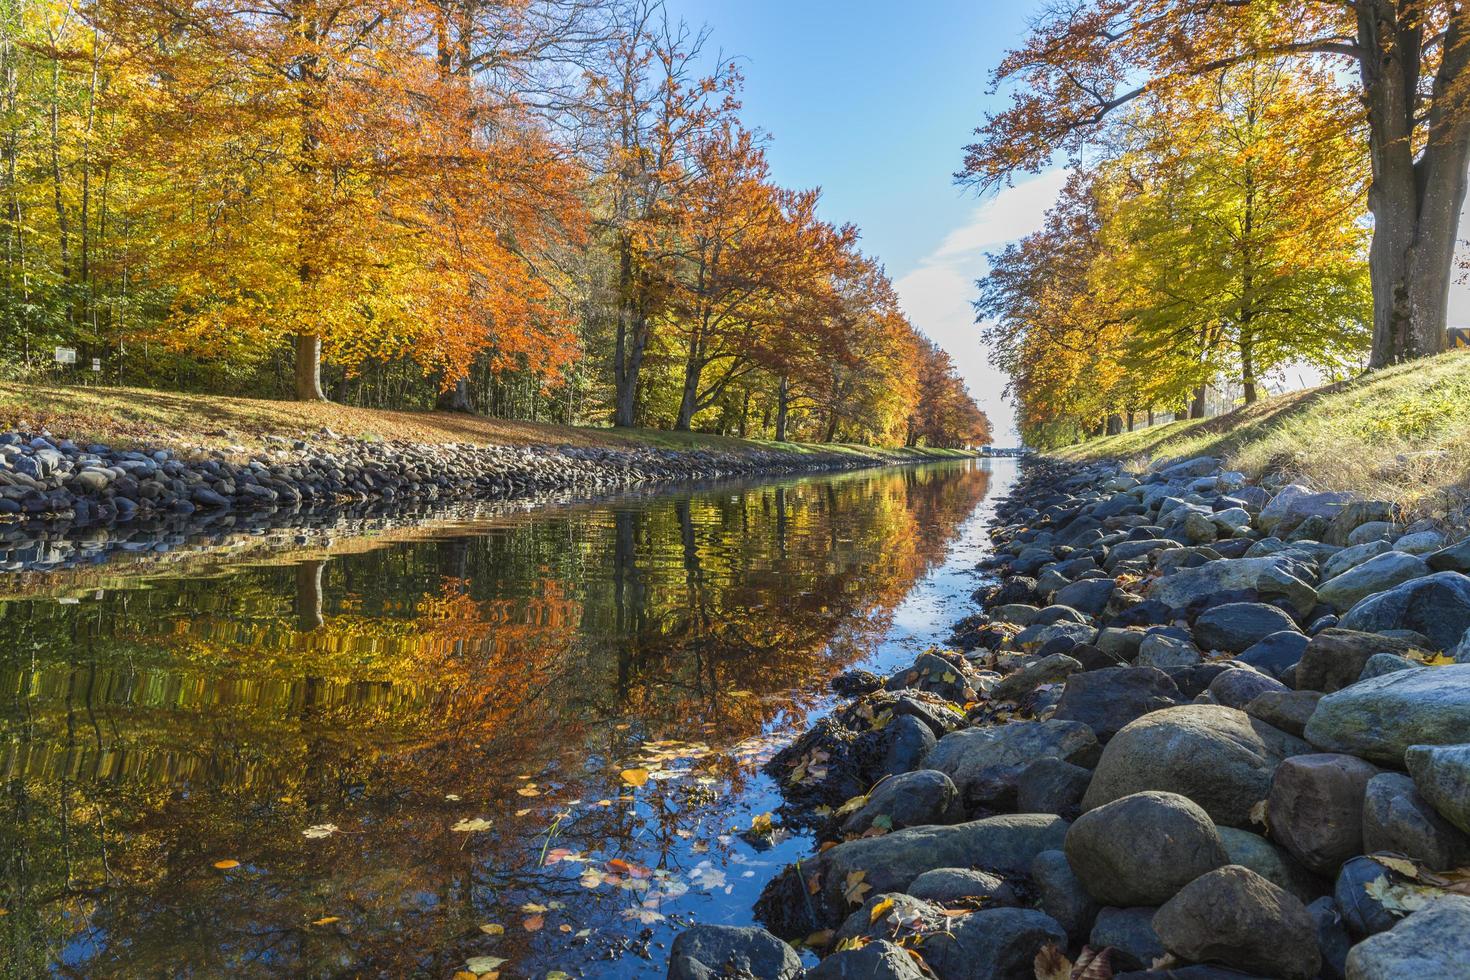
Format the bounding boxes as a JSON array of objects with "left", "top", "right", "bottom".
[
  {"left": 0, "top": 382, "right": 974, "bottom": 462},
  {"left": 1053, "top": 347, "right": 1470, "bottom": 509}
]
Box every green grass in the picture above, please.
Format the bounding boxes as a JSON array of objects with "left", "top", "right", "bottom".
[
  {"left": 1053, "top": 347, "right": 1470, "bottom": 513},
  {"left": 0, "top": 382, "right": 974, "bottom": 463}
]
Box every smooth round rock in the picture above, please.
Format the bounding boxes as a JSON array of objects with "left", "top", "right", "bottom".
[
  {"left": 1153, "top": 865, "right": 1321, "bottom": 980},
  {"left": 1065, "top": 791, "right": 1229, "bottom": 906},
  {"left": 1266, "top": 753, "right": 1380, "bottom": 876}
]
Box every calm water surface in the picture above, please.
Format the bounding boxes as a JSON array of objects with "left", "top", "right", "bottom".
[{"left": 1, "top": 459, "right": 1013, "bottom": 978}]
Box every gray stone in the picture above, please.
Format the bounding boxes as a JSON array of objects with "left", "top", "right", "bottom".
[
  {"left": 993, "top": 603, "right": 1041, "bottom": 627},
  {"left": 1032, "top": 604, "right": 1090, "bottom": 627},
  {"left": 1393, "top": 530, "right": 1446, "bottom": 555},
  {"left": 1326, "top": 501, "right": 1397, "bottom": 547},
  {"left": 1216, "top": 826, "right": 1325, "bottom": 905},
  {"left": 990, "top": 653, "right": 1083, "bottom": 702},
  {"left": 1065, "top": 791, "right": 1229, "bottom": 906},
  {"left": 1348, "top": 521, "right": 1399, "bottom": 546},
  {"left": 878, "top": 714, "right": 936, "bottom": 778},
  {"left": 1317, "top": 552, "right": 1431, "bottom": 612},
  {"left": 925, "top": 720, "right": 1099, "bottom": 808},
  {"left": 1405, "top": 742, "right": 1470, "bottom": 835},
  {"left": 1148, "top": 556, "right": 1310, "bottom": 613},
  {"left": 1243, "top": 690, "right": 1323, "bottom": 738},
  {"left": 1321, "top": 540, "right": 1393, "bottom": 582},
  {"left": 804, "top": 940, "right": 930, "bottom": 980},
  {"left": 1195, "top": 603, "right": 1301, "bottom": 654},
  {"left": 1082, "top": 704, "right": 1311, "bottom": 827},
  {"left": 906, "top": 868, "right": 1017, "bottom": 907},
  {"left": 1208, "top": 668, "right": 1289, "bottom": 710},
  {"left": 667, "top": 924, "right": 801, "bottom": 980},
  {"left": 1362, "top": 772, "right": 1470, "bottom": 871},
  {"left": 885, "top": 652, "right": 983, "bottom": 702},
  {"left": 1237, "top": 631, "right": 1311, "bottom": 679},
  {"left": 1052, "top": 666, "right": 1182, "bottom": 742},
  {"left": 1427, "top": 536, "right": 1470, "bottom": 573},
  {"left": 1308, "top": 896, "right": 1352, "bottom": 980},
  {"left": 833, "top": 893, "right": 946, "bottom": 947},
  {"left": 1090, "top": 907, "right": 1165, "bottom": 972},
  {"left": 1338, "top": 571, "right": 1470, "bottom": 650},
  {"left": 1343, "top": 895, "right": 1470, "bottom": 980},
  {"left": 812, "top": 814, "right": 1070, "bottom": 922},
  {"left": 1334, "top": 855, "right": 1403, "bottom": 937},
  {"left": 1304, "top": 665, "right": 1470, "bottom": 765},
  {"left": 1259, "top": 485, "right": 1354, "bottom": 536},
  {"left": 1266, "top": 753, "right": 1380, "bottom": 876},
  {"left": 1136, "top": 633, "right": 1203, "bottom": 669},
  {"left": 840, "top": 769, "right": 961, "bottom": 837},
  {"left": 919, "top": 907, "right": 1068, "bottom": 980},
  {"left": 1032, "top": 848, "right": 1100, "bottom": 941},
  {"left": 1295, "top": 629, "right": 1421, "bottom": 695},
  {"left": 1013, "top": 620, "right": 1098, "bottom": 651},
  {"left": 1015, "top": 757, "right": 1093, "bottom": 817},
  {"left": 1095, "top": 627, "right": 1146, "bottom": 662},
  {"left": 1055, "top": 578, "right": 1116, "bottom": 617},
  {"left": 1153, "top": 865, "right": 1321, "bottom": 980},
  {"left": 1358, "top": 653, "right": 1418, "bottom": 680}
]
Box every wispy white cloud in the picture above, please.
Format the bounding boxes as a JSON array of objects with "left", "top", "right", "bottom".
[{"left": 895, "top": 170, "right": 1067, "bottom": 446}]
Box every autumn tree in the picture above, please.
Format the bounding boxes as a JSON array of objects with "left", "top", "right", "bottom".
[{"left": 962, "top": 0, "right": 1470, "bottom": 369}]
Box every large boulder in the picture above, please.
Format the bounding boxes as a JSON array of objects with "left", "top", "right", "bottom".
[
  {"left": 1243, "top": 690, "right": 1323, "bottom": 738},
  {"left": 918, "top": 908, "right": 1068, "bottom": 980},
  {"left": 1194, "top": 603, "right": 1301, "bottom": 654},
  {"left": 1265, "top": 753, "right": 1380, "bottom": 876},
  {"left": 1427, "top": 536, "right": 1470, "bottom": 573},
  {"left": 1135, "top": 633, "right": 1203, "bottom": 669},
  {"left": 1015, "top": 758, "right": 1092, "bottom": 817},
  {"left": 1208, "top": 668, "right": 1288, "bottom": 710},
  {"left": 1295, "top": 629, "right": 1421, "bottom": 694},
  {"left": 1051, "top": 666, "right": 1182, "bottom": 742},
  {"left": 1082, "top": 705, "right": 1311, "bottom": 827},
  {"left": 989, "top": 653, "right": 1083, "bottom": 702},
  {"left": 811, "top": 814, "right": 1069, "bottom": 925},
  {"left": 1259, "top": 485, "right": 1354, "bottom": 537},
  {"left": 925, "top": 720, "right": 1098, "bottom": 808},
  {"left": 1361, "top": 772, "right": 1470, "bottom": 871},
  {"left": 1147, "top": 556, "right": 1309, "bottom": 613},
  {"left": 1405, "top": 742, "right": 1470, "bottom": 835},
  {"left": 1031, "top": 848, "right": 1100, "bottom": 941},
  {"left": 1304, "top": 665, "right": 1470, "bottom": 765},
  {"left": 1338, "top": 571, "right": 1470, "bottom": 650},
  {"left": 1334, "top": 855, "right": 1405, "bottom": 938},
  {"left": 667, "top": 925, "right": 801, "bottom": 980},
  {"left": 1316, "top": 552, "right": 1430, "bottom": 612},
  {"left": 1055, "top": 578, "right": 1116, "bottom": 617},
  {"left": 906, "top": 868, "right": 1017, "bottom": 907},
  {"left": 1064, "top": 791, "right": 1229, "bottom": 906},
  {"left": 1237, "top": 631, "right": 1311, "bottom": 679},
  {"left": 840, "top": 769, "right": 962, "bottom": 837},
  {"left": 1152, "top": 865, "right": 1321, "bottom": 980},
  {"left": 1216, "top": 826, "right": 1325, "bottom": 905},
  {"left": 1342, "top": 895, "right": 1470, "bottom": 980}
]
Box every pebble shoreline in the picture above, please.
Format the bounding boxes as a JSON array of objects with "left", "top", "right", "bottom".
[{"left": 668, "top": 454, "right": 1470, "bottom": 980}]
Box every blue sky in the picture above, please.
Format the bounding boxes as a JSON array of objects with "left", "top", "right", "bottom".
[{"left": 668, "top": 0, "right": 1470, "bottom": 446}]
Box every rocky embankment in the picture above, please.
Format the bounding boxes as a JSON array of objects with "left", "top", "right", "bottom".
[
  {"left": 0, "top": 429, "right": 915, "bottom": 530},
  {"left": 668, "top": 455, "right": 1470, "bottom": 980}
]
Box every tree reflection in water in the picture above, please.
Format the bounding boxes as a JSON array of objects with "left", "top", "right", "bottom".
[{"left": 0, "top": 462, "right": 993, "bottom": 978}]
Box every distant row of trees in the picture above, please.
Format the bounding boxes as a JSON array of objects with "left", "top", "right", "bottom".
[
  {"left": 964, "top": 1, "right": 1470, "bottom": 449},
  {"left": 0, "top": 0, "right": 990, "bottom": 448}
]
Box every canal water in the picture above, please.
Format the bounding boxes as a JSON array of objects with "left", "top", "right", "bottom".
[{"left": 0, "top": 458, "right": 1014, "bottom": 978}]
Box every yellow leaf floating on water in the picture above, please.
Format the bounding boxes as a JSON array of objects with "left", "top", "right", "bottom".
[
  {"left": 464, "top": 956, "right": 506, "bottom": 973},
  {"left": 479, "top": 923, "right": 504, "bottom": 936},
  {"left": 452, "top": 817, "right": 492, "bottom": 832},
  {"left": 620, "top": 768, "right": 650, "bottom": 787},
  {"left": 310, "top": 916, "right": 339, "bottom": 926},
  {"left": 302, "top": 824, "right": 338, "bottom": 839},
  {"left": 451, "top": 972, "right": 478, "bottom": 980},
  {"left": 212, "top": 860, "right": 240, "bottom": 870}
]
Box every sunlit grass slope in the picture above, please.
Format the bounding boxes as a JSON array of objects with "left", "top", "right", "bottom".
[
  {"left": 0, "top": 382, "right": 974, "bottom": 461},
  {"left": 1054, "top": 347, "right": 1470, "bottom": 509}
]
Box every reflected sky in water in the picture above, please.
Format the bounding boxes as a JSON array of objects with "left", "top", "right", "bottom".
[{"left": 0, "top": 460, "right": 1011, "bottom": 978}]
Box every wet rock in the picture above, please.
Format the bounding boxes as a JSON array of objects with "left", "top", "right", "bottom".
[
  {"left": 918, "top": 907, "right": 1068, "bottom": 980},
  {"left": 1405, "top": 742, "right": 1470, "bottom": 835},
  {"left": 1265, "top": 753, "right": 1380, "bottom": 876},
  {"left": 1216, "top": 827, "right": 1324, "bottom": 905},
  {"left": 1334, "top": 856, "right": 1402, "bottom": 937},
  {"left": 1153, "top": 865, "right": 1320, "bottom": 980},
  {"left": 1295, "top": 629, "right": 1420, "bottom": 695},
  {"left": 906, "top": 868, "right": 1017, "bottom": 907},
  {"left": 1304, "top": 665, "right": 1470, "bottom": 765},
  {"left": 831, "top": 670, "right": 884, "bottom": 697},
  {"left": 667, "top": 924, "right": 801, "bottom": 980},
  {"left": 1361, "top": 772, "right": 1470, "bottom": 871},
  {"left": 1015, "top": 758, "right": 1092, "bottom": 817},
  {"left": 1236, "top": 631, "right": 1310, "bottom": 679},
  {"left": 1337, "top": 571, "right": 1470, "bottom": 650},
  {"left": 1242, "top": 691, "right": 1322, "bottom": 739},
  {"left": 1082, "top": 705, "right": 1311, "bottom": 827},
  {"left": 990, "top": 653, "right": 1083, "bottom": 702},
  {"left": 1065, "top": 791, "right": 1229, "bottom": 906},
  {"left": 1194, "top": 603, "right": 1300, "bottom": 654},
  {"left": 885, "top": 652, "right": 983, "bottom": 702},
  {"left": 878, "top": 714, "right": 937, "bottom": 779},
  {"left": 1052, "top": 666, "right": 1182, "bottom": 742},
  {"left": 1342, "top": 895, "right": 1470, "bottom": 980},
  {"left": 925, "top": 720, "right": 1099, "bottom": 808},
  {"left": 1091, "top": 906, "right": 1166, "bottom": 972},
  {"left": 1316, "top": 552, "right": 1431, "bottom": 612},
  {"left": 804, "top": 940, "right": 930, "bottom": 980},
  {"left": 840, "top": 769, "right": 961, "bottom": 837},
  {"left": 1208, "top": 668, "right": 1288, "bottom": 710}
]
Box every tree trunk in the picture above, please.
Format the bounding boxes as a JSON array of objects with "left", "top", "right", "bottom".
[
  {"left": 674, "top": 350, "right": 700, "bottom": 431},
  {"left": 613, "top": 238, "right": 648, "bottom": 428},
  {"left": 1358, "top": 3, "right": 1470, "bottom": 367},
  {"left": 295, "top": 332, "right": 326, "bottom": 401},
  {"left": 436, "top": 376, "right": 474, "bottom": 412},
  {"left": 1189, "top": 386, "right": 1206, "bottom": 420},
  {"left": 774, "top": 374, "right": 790, "bottom": 442},
  {"left": 1240, "top": 335, "right": 1258, "bottom": 405},
  {"left": 823, "top": 409, "right": 838, "bottom": 443}
]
